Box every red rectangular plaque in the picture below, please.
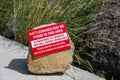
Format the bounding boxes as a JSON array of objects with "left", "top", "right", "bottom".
[{"left": 28, "top": 22, "right": 71, "bottom": 58}]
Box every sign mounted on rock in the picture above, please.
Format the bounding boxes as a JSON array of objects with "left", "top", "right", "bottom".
[
  {"left": 27, "top": 22, "right": 74, "bottom": 74},
  {"left": 28, "top": 22, "right": 71, "bottom": 58}
]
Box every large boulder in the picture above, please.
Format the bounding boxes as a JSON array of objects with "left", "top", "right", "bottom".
[{"left": 87, "top": 0, "right": 120, "bottom": 79}]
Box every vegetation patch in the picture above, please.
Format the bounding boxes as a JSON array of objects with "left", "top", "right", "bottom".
[{"left": 1, "top": 0, "right": 118, "bottom": 80}]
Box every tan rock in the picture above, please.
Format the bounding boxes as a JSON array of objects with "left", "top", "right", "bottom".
[
  {"left": 27, "top": 23, "right": 74, "bottom": 74},
  {"left": 28, "top": 46, "right": 74, "bottom": 74}
]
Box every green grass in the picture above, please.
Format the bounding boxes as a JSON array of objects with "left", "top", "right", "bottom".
[
  {"left": 14, "top": 0, "right": 104, "bottom": 45},
  {"left": 0, "top": 0, "right": 13, "bottom": 33},
  {"left": 1, "top": 0, "right": 114, "bottom": 80},
  {"left": 13, "top": 0, "right": 106, "bottom": 73},
  {"left": 0, "top": 0, "right": 104, "bottom": 72}
]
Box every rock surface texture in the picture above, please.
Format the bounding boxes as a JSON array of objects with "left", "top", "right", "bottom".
[
  {"left": 27, "top": 24, "right": 74, "bottom": 74},
  {"left": 88, "top": 0, "right": 120, "bottom": 79},
  {"left": 28, "top": 49, "right": 74, "bottom": 74},
  {"left": 0, "top": 36, "right": 105, "bottom": 80}
]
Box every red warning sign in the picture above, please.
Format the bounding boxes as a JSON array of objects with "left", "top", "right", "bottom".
[{"left": 28, "top": 22, "right": 71, "bottom": 58}]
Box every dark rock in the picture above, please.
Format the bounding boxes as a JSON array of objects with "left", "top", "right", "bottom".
[
  {"left": 110, "top": 0, "right": 120, "bottom": 4},
  {"left": 1, "top": 17, "right": 16, "bottom": 39},
  {"left": 88, "top": 0, "right": 120, "bottom": 79}
]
